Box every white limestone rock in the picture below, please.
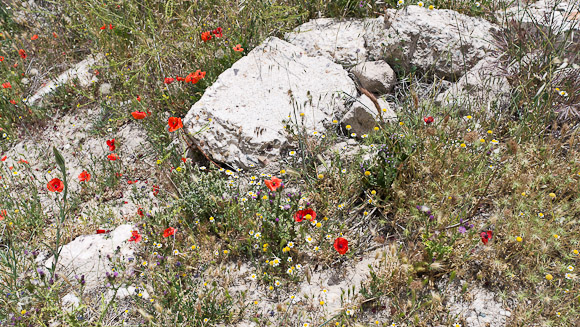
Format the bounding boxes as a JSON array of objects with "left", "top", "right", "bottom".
[
  {"left": 25, "top": 54, "right": 103, "bottom": 106},
  {"left": 183, "top": 36, "right": 357, "bottom": 168},
  {"left": 351, "top": 60, "right": 397, "bottom": 95},
  {"left": 365, "top": 7, "right": 500, "bottom": 80},
  {"left": 341, "top": 94, "right": 397, "bottom": 136},
  {"left": 435, "top": 57, "right": 511, "bottom": 112},
  {"left": 500, "top": 0, "right": 580, "bottom": 36},
  {"left": 285, "top": 18, "right": 370, "bottom": 66},
  {"left": 44, "top": 224, "right": 136, "bottom": 289}
]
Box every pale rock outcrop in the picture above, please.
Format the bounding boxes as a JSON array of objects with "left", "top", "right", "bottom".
[
  {"left": 285, "top": 18, "right": 371, "bottom": 66},
  {"left": 341, "top": 94, "right": 397, "bottom": 136},
  {"left": 351, "top": 60, "right": 397, "bottom": 94},
  {"left": 44, "top": 224, "right": 136, "bottom": 289},
  {"left": 183, "top": 36, "right": 357, "bottom": 168},
  {"left": 25, "top": 54, "right": 103, "bottom": 106},
  {"left": 436, "top": 57, "right": 511, "bottom": 111},
  {"left": 365, "top": 6, "right": 500, "bottom": 80},
  {"left": 501, "top": 0, "right": 580, "bottom": 35}
]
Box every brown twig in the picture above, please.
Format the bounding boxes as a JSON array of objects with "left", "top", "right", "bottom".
[
  {"left": 180, "top": 131, "right": 222, "bottom": 169},
  {"left": 350, "top": 73, "right": 383, "bottom": 121}
]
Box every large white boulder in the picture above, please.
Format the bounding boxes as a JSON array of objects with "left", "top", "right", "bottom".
[
  {"left": 285, "top": 18, "right": 370, "bottom": 66},
  {"left": 183, "top": 36, "right": 357, "bottom": 168},
  {"left": 351, "top": 60, "right": 397, "bottom": 95},
  {"left": 365, "top": 7, "right": 500, "bottom": 80},
  {"left": 435, "top": 57, "right": 511, "bottom": 112},
  {"left": 500, "top": 0, "right": 580, "bottom": 36},
  {"left": 44, "top": 224, "right": 135, "bottom": 289}
]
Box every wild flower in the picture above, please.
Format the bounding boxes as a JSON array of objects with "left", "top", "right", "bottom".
[
  {"left": 201, "top": 31, "right": 212, "bottom": 42},
  {"left": 129, "top": 231, "right": 142, "bottom": 242},
  {"left": 163, "top": 227, "right": 176, "bottom": 238},
  {"left": 333, "top": 237, "right": 348, "bottom": 255},
  {"left": 168, "top": 117, "right": 183, "bottom": 132},
  {"left": 294, "top": 208, "right": 316, "bottom": 222},
  {"left": 47, "top": 178, "right": 64, "bottom": 192},
  {"left": 480, "top": 231, "right": 493, "bottom": 245},
  {"left": 131, "top": 111, "right": 147, "bottom": 120}
]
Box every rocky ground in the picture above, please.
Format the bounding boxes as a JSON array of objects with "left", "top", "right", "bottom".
[{"left": 1, "top": 0, "right": 579, "bottom": 326}]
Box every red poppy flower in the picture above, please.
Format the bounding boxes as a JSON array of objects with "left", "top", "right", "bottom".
[
  {"left": 480, "top": 231, "right": 493, "bottom": 245},
  {"left": 294, "top": 208, "right": 316, "bottom": 222},
  {"left": 333, "top": 237, "right": 349, "bottom": 255},
  {"left": 163, "top": 227, "right": 176, "bottom": 238},
  {"left": 136, "top": 95, "right": 141, "bottom": 102},
  {"left": 0, "top": 56, "right": 4, "bottom": 61},
  {"left": 233, "top": 44, "right": 244, "bottom": 52},
  {"left": 107, "top": 153, "right": 119, "bottom": 161},
  {"left": 176, "top": 76, "right": 185, "bottom": 82},
  {"left": 109, "top": 24, "right": 114, "bottom": 29},
  {"left": 424, "top": 116, "right": 434, "bottom": 124},
  {"left": 10, "top": 99, "right": 16, "bottom": 104},
  {"left": 212, "top": 27, "right": 223, "bottom": 38},
  {"left": 2, "top": 82, "right": 11, "bottom": 89},
  {"left": 106, "top": 139, "right": 116, "bottom": 151},
  {"left": 152, "top": 185, "right": 160, "bottom": 196},
  {"left": 47, "top": 178, "right": 64, "bottom": 192},
  {"left": 185, "top": 70, "right": 206, "bottom": 84},
  {"left": 181, "top": 157, "right": 187, "bottom": 163},
  {"left": 100, "top": 24, "right": 107, "bottom": 30},
  {"left": 131, "top": 111, "right": 147, "bottom": 119},
  {"left": 18, "top": 49, "right": 26, "bottom": 59},
  {"left": 0, "top": 209, "right": 7, "bottom": 221},
  {"left": 128, "top": 230, "right": 142, "bottom": 242},
  {"left": 265, "top": 176, "right": 283, "bottom": 191},
  {"left": 168, "top": 117, "right": 183, "bottom": 132},
  {"left": 52, "top": 32, "right": 58, "bottom": 38},
  {"left": 164, "top": 77, "right": 174, "bottom": 84},
  {"left": 137, "top": 208, "right": 144, "bottom": 217},
  {"left": 96, "top": 229, "right": 111, "bottom": 234},
  {"left": 201, "top": 31, "right": 212, "bottom": 42},
  {"left": 18, "top": 159, "right": 29, "bottom": 164},
  {"left": 1, "top": 156, "right": 6, "bottom": 161},
  {"left": 31, "top": 35, "right": 38, "bottom": 40},
  {"left": 78, "top": 170, "right": 91, "bottom": 182}
]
